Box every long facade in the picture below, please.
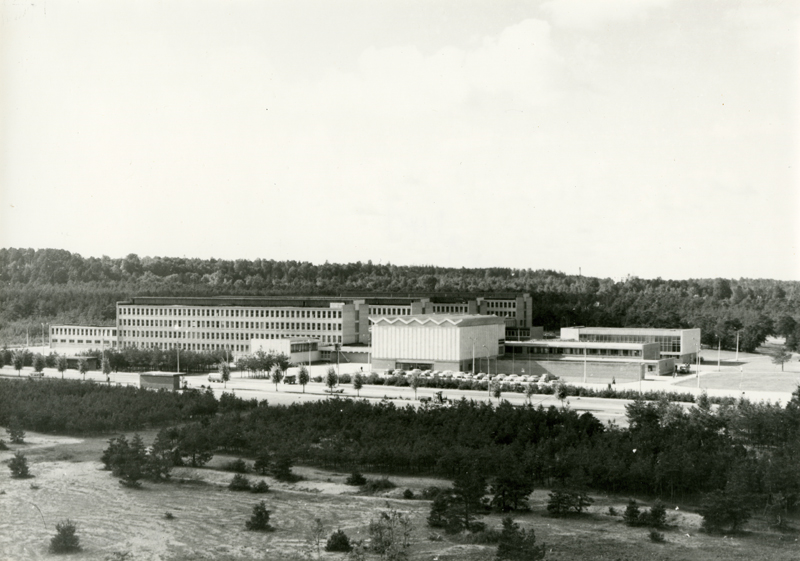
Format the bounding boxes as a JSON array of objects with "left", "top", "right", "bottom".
[{"left": 560, "top": 327, "right": 701, "bottom": 363}]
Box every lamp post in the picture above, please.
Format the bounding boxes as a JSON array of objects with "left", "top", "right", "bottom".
[
  {"left": 174, "top": 322, "right": 181, "bottom": 373},
  {"left": 481, "top": 345, "right": 492, "bottom": 374},
  {"left": 735, "top": 330, "right": 741, "bottom": 362},
  {"left": 41, "top": 323, "right": 46, "bottom": 350}
]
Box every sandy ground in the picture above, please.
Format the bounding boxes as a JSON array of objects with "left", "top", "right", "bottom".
[{"left": 2, "top": 432, "right": 798, "bottom": 561}]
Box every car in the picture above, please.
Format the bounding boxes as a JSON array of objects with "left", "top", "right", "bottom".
[
  {"left": 29, "top": 371, "right": 44, "bottom": 378},
  {"left": 208, "top": 372, "right": 224, "bottom": 382}
]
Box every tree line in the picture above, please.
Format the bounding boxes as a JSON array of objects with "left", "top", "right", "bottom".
[
  {"left": 3, "top": 375, "right": 799, "bottom": 532},
  {"left": 2, "top": 248, "right": 800, "bottom": 350}
]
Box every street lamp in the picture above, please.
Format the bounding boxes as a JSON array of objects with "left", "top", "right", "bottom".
[
  {"left": 481, "top": 345, "right": 491, "bottom": 375},
  {"left": 174, "top": 322, "right": 181, "bottom": 373}
]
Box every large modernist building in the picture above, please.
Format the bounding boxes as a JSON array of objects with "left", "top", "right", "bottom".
[
  {"left": 371, "top": 314, "right": 506, "bottom": 372},
  {"left": 49, "top": 325, "right": 118, "bottom": 353},
  {"left": 559, "top": 327, "right": 701, "bottom": 363},
  {"left": 501, "top": 339, "right": 674, "bottom": 382}
]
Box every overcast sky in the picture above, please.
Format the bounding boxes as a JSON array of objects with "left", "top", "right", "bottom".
[{"left": 1, "top": 0, "right": 798, "bottom": 280}]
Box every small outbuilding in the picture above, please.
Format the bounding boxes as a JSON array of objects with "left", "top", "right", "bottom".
[{"left": 140, "top": 371, "right": 182, "bottom": 391}]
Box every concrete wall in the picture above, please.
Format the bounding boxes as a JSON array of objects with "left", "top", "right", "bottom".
[{"left": 494, "top": 358, "right": 644, "bottom": 383}]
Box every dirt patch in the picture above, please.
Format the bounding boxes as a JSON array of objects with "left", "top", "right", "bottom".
[{"left": 2, "top": 433, "right": 799, "bottom": 560}]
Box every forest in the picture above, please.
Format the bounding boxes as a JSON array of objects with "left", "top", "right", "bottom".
[
  {"left": 2, "top": 247, "right": 800, "bottom": 350},
  {"left": 3, "top": 378, "right": 799, "bottom": 531}
]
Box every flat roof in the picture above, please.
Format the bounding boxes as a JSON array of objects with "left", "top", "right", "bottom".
[
  {"left": 371, "top": 314, "right": 505, "bottom": 327},
  {"left": 507, "top": 340, "right": 653, "bottom": 350},
  {"left": 565, "top": 326, "right": 699, "bottom": 334},
  {"left": 120, "top": 296, "right": 348, "bottom": 308}
]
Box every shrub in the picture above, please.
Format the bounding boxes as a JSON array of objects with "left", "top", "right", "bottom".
[
  {"left": 649, "top": 530, "right": 666, "bottom": 543},
  {"left": 9, "top": 451, "right": 31, "bottom": 478},
  {"left": 163, "top": 511, "right": 175, "bottom": 520},
  {"left": 6, "top": 417, "right": 25, "bottom": 444},
  {"left": 229, "top": 474, "right": 252, "bottom": 491},
  {"left": 251, "top": 480, "right": 270, "bottom": 494},
  {"left": 0, "top": 439, "right": 8, "bottom": 450},
  {"left": 253, "top": 450, "right": 271, "bottom": 475},
  {"left": 422, "top": 486, "right": 443, "bottom": 500},
  {"left": 223, "top": 458, "right": 249, "bottom": 473},
  {"left": 607, "top": 506, "right": 618, "bottom": 516},
  {"left": 699, "top": 490, "right": 751, "bottom": 534},
  {"left": 625, "top": 499, "right": 667, "bottom": 528},
  {"left": 403, "top": 488, "right": 415, "bottom": 500},
  {"left": 271, "top": 454, "right": 301, "bottom": 482},
  {"left": 345, "top": 471, "right": 367, "bottom": 486},
  {"left": 624, "top": 500, "right": 643, "bottom": 526},
  {"left": 325, "top": 529, "right": 352, "bottom": 552},
  {"left": 246, "top": 501, "right": 274, "bottom": 532},
  {"left": 49, "top": 519, "right": 81, "bottom": 554},
  {"left": 467, "top": 528, "right": 502, "bottom": 544},
  {"left": 312, "top": 376, "right": 323, "bottom": 383},
  {"left": 338, "top": 373, "right": 352, "bottom": 384},
  {"left": 362, "top": 477, "right": 396, "bottom": 494},
  {"left": 496, "top": 517, "right": 546, "bottom": 560},
  {"left": 546, "top": 489, "right": 593, "bottom": 517},
  {"left": 647, "top": 501, "right": 667, "bottom": 529}
]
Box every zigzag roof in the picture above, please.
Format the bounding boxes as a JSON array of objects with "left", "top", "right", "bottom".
[{"left": 370, "top": 314, "right": 504, "bottom": 328}]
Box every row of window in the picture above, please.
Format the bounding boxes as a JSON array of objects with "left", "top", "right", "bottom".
[
  {"left": 487, "top": 301, "right": 516, "bottom": 309},
  {"left": 432, "top": 305, "right": 468, "bottom": 313},
  {"left": 123, "top": 342, "right": 250, "bottom": 352},
  {"left": 118, "top": 307, "right": 342, "bottom": 320},
  {"left": 579, "top": 334, "right": 681, "bottom": 353},
  {"left": 52, "top": 327, "right": 116, "bottom": 337},
  {"left": 53, "top": 339, "right": 118, "bottom": 346},
  {"left": 120, "top": 319, "right": 341, "bottom": 331},
  {"left": 122, "top": 331, "right": 343, "bottom": 344},
  {"left": 507, "top": 346, "right": 642, "bottom": 357},
  {"left": 369, "top": 307, "right": 412, "bottom": 315}
]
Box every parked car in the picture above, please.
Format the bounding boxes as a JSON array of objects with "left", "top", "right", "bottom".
[
  {"left": 208, "top": 372, "right": 224, "bottom": 383},
  {"left": 29, "top": 371, "right": 44, "bottom": 378}
]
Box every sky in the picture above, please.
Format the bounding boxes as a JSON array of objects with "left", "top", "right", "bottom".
[{"left": 1, "top": 0, "right": 798, "bottom": 281}]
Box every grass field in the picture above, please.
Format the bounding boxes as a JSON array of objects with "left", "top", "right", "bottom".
[{"left": 1, "top": 431, "right": 798, "bottom": 561}]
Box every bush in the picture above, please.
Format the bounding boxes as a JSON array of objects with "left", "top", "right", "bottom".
[
  {"left": 338, "top": 373, "right": 352, "bottom": 384},
  {"left": 496, "top": 517, "right": 546, "bottom": 560},
  {"left": 9, "top": 451, "right": 31, "bottom": 478},
  {"left": 6, "top": 417, "right": 25, "bottom": 444},
  {"left": 223, "top": 458, "right": 249, "bottom": 473},
  {"left": 699, "top": 490, "right": 751, "bottom": 534},
  {"left": 647, "top": 501, "right": 667, "bottom": 529},
  {"left": 624, "top": 500, "right": 642, "bottom": 526},
  {"left": 229, "top": 474, "right": 252, "bottom": 491},
  {"left": 467, "top": 528, "right": 502, "bottom": 544},
  {"left": 251, "top": 480, "right": 270, "bottom": 494},
  {"left": 325, "top": 529, "right": 352, "bottom": 552},
  {"left": 607, "top": 506, "right": 618, "bottom": 516},
  {"left": 345, "top": 471, "right": 367, "bottom": 486},
  {"left": 312, "top": 376, "right": 323, "bottom": 383},
  {"left": 403, "top": 488, "right": 415, "bottom": 500},
  {"left": 546, "top": 489, "right": 593, "bottom": 517},
  {"left": 163, "top": 511, "right": 175, "bottom": 520},
  {"left": 624, "top": 499, "right": 667, "bottom": 528},
  {"left": 649, "top": 530, "right": 666, "bottom": 543},
  {"left": 49, "top": 519, "right": 81, "bottom": 554},
  {"left": 422, "top": 486, "right": 443, "bottom": 500},
  {"left": 362, "top": 477, "right": 396, "bottom": 494},
  {"left": 0, "top": 439, "right": 8, "bottom": 450},
  {"left": 246, "top": 501, "right": 274, "bottom": 531}
]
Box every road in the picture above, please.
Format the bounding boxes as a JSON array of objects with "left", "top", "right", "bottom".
[{"left": 1, "top": 363, "right": 633, "bottom": 426}]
